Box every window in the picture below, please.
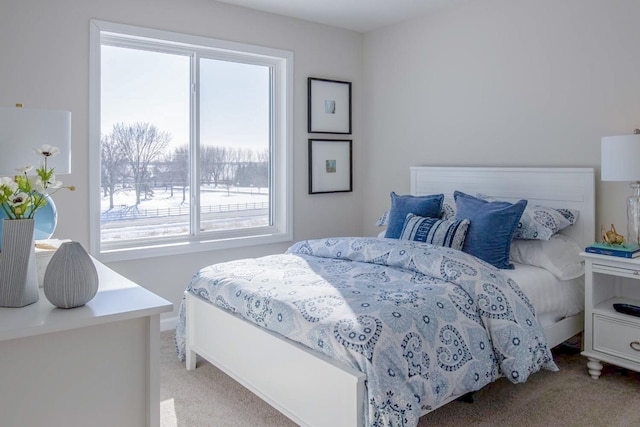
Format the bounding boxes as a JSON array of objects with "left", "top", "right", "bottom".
[{"left": 89, "top": 21, "right": 293, "bottom": 261}]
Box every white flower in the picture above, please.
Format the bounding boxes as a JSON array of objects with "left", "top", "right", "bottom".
[
  {"left": 34, "top": 144, "right": 60, "bottom": 158},
  {"left": 30, "top": 177, "right": 46, "bottom": 193},
  {"left": 0, "top": 177, "right": 18, "bottom": 193},
  {"left": 8, "top": 192, "right": 31, "bottom": 207},
  {"left": 0, "top": 145, "right": 73, "bottom": 219},
  {"left": 15, "top": 165, "right": 33, "bottom": 174},
  {"left": 47, "top": 175, "right": 63, "bottom": 189}
]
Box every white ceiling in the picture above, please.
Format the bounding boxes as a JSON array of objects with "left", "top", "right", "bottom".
[{"left": 215, "top": 0, "right": 471, "bottom": 33}]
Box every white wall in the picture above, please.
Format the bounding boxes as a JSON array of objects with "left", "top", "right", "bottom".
[
  {"left": 362, "top": 0, "right": 640, "bottom": 238},
  {"left": 1, "top": 0, "right": 363, "bottom": 323},
  {"left": 6, "top": 0, "right": 640, "bottom": 324}
]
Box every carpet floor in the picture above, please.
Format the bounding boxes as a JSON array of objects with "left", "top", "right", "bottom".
[{"left": 160, "top": 331, "right": 640, "bottom": 426}]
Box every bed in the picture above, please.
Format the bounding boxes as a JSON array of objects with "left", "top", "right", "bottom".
[{"left": 175, "top": 166, "right": 595, "bottom": 427}]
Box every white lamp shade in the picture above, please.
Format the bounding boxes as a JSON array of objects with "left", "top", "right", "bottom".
[
  {"left": 601, "top": 134, "right": 640, "bottom": 182},
  {"left": 0, "top": 107, "right": 71, "bottom": 176}
]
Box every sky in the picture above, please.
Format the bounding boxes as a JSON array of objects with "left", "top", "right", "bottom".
[{"left": 100, "top": 45, "right": 270, "bottom": 152}]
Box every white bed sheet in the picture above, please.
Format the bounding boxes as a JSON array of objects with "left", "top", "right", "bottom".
[{"left": 504, "top": 262, "right": 584, "bottom": 328}]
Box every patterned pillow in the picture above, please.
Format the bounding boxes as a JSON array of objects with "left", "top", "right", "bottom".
[
  {"left": 514, "top": 205, "right": 579, "bottom": 240},
  {"left": 399, "top": 213, "right": 470, "bottom": 250},
  {"left": 384, "top": 192, "right": 444, "bottom": 239},
  {"left": 476, "top": 193, "right": 579, "bottom": 240},
  {"left": 441, "top": 199, "right": 456, "bottom": 220},
  {"left": 455, "top": 191, "right": 527, "bottom": 269},
  {"left": 375, "top": 211, "right": 389, "bottom": 227}
]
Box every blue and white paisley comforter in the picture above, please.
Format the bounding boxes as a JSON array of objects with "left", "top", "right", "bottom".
[{"left": 175, "top": 237, "right": 557, "bottom": 427}]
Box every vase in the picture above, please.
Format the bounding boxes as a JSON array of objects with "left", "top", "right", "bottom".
[
  {"left": 0, "top": 194, "right": 57, "bottom": 251},
  {"left": 44, "top": 241, "right": 99, "bottom": 309},
  {"left": 0, "top": 219, "right": 40, "bottom": 307}
]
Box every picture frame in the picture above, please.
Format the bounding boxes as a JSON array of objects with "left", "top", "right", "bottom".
[
  {"left": 308, "top": 77, "right": 352, "bottom": 134},
  {"left": 308, "top": 139, "right": 352, "bottom": 194}
]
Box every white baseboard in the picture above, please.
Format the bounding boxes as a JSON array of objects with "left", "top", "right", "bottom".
[{"left": 161, "top": 314, "right": 178, "bottom": 332}]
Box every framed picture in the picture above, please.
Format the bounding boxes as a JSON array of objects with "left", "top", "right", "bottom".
[
  {"left": 308, "top": 77, "right": 352, "bottom": 134},
  {"left": 308, "top": 139, "right": 352, "bottom": 194}
]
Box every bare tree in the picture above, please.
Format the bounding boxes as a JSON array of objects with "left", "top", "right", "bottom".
[
  {"left": 253, "top": 148, "right": 269, "bottom": 191},
  {"left": 255, "top": 148, "right": 269, "bottom": 164},
  {"left": 110, "top": 122, "right": 171, "bottom": 205},
  {"left": 201, "top": 145, "right": 227, "bottom": 187},
  {"left": 170, "top": 145, "right": 189, "bottom": 203},
  {"left": 100, "top": 133, "right": 127, "bottom": 210},
  {"left": 234, "top": 147, "right": 269, "bottom": 190},
  {"left": 223, "top": 147, "right": 241, "bottom": 185}
]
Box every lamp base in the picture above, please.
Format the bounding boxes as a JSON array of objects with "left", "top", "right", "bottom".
[{"left": 627, "top": 182, "right": 640, "bottom": 246}]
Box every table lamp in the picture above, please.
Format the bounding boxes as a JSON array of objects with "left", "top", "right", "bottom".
[
  {"left": 601, "top": 130, "right": 640, "bottom": 246},
  {"left": 0, "top": 105, "right": 71, "bottom": 241}
]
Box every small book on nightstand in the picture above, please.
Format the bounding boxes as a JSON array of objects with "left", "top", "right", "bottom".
[{"left": 585, "top": 242, "right": 640, "bottom": 258}]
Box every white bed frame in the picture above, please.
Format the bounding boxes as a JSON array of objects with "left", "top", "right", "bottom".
[{"left": 185, "top": 167, "right": 595, "bottom": 427}]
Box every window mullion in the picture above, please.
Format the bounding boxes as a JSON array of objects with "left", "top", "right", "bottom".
[{"left": 191, "top": 53, "right": 201, "bottom": 238}]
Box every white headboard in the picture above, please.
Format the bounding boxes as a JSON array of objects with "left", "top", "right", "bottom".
[{"left": 410, "top": 167, "right": 596, "bottom": 249}]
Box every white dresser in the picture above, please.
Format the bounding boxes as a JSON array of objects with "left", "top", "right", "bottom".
[
  {"left": 0, "top": 258, "right": 172, "bottom": 427},
  {"left": 581, "top": 252, "right": 640, "bottom": 379}
]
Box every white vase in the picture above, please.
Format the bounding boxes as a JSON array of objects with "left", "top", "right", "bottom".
[
  {"left": 44, "top": 241, "right": 99, "bottom": 309},
  {"left": 0, "top": 219, "right": 40, "bottom": 307}
]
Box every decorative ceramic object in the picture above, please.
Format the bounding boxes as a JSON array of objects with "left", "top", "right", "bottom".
[
  {"left": 602, "top": 223, "right": 625, "bottom": 245},
  {"left": 0, "top": 218, "right": 40, "bottom": 307},
  {"left": 44, "top": 241, "right": 99, "bottom": 309}
]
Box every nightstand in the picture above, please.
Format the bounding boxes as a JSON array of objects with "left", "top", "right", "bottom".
[
  {"left": 581, "top": 252, "right": 640, "bottom": 379},
  {"left": 0, "top": 258, "right": 172, "bottom": 427}
]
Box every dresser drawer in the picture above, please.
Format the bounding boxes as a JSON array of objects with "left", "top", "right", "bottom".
[{"left": 593, "top": 314, "right": 640, "bottom": 363}]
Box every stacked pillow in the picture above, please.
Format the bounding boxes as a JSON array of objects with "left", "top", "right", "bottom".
[
  {"left": 476, "top": 193, "right": 579, "bottom": 240},
  {"left": 453, "top": 191, "right": 526, "bottom": 269},
  {"left": 384, "top": 192, "right": 444, "bottom": 239},
  {"left": 399, "top": 213, "right": 470, "bottom": 251},
  {"left": 510, "top": 234, "right": 584, "bottom": 280},
  {"left": 376, "top": 190, "right": 580, "bottom": 272},
  {"left": 376, "top": 198, "right": 455, "bottom": 226}
]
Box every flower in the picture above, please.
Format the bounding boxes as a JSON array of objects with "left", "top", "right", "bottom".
[
  {"left": 0, "top": 145, "right": 74, "bottom": 220},
  {"left": 34, "top": 144, "right": 60, "bottom": 158}
]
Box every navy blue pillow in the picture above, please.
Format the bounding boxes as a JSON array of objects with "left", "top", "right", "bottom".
[
  {"left": 384, "top": 192, "right": 444, "bottom": 239},
  {"left": 454, "top": 191, "right": 527, "bottom": 269}
]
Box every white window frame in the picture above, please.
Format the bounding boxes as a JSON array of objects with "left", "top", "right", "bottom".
[{"left": 89, "top": 20, "right": 293, "bottom": 262}]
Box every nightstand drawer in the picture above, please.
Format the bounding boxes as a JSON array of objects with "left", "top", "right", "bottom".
[
  {"left": 592, "top": 264, "right": 640, "bottom": 279},
  {"left": 594, "top": 314, "right": 640, "bottom": 363}
]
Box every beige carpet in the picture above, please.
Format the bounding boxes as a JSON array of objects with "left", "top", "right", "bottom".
[{"left": 160, "top": 331, "right": 640, "bottom": 426}]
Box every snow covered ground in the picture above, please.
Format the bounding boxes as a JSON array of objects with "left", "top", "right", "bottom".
[{"left": 100, "top": 186, "right": 269, "bottom": 242}]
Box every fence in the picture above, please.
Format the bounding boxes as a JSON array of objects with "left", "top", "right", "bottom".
[{"left": 101, "top": 201, "right": 268, "bottom": 221}]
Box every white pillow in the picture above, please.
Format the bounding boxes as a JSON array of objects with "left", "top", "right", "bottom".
[{"left": 509, "top": 233, "right": 584, "bottom": 280}]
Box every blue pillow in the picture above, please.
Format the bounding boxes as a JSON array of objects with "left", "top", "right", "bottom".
[
  {"left": 375, "top": 199, "right": 455, "bottom": 227},
  {"left": 399, "top": 213, "right": 470, "bottom": 251},
  {"left": 454, "top": 191, "right": 527, "bottom": 269},
  {"left": 384, "top": 192, "right": 444, "bottom": 239}
]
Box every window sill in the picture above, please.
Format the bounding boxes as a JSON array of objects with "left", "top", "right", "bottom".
[{"left": 95, "top": 230, "right": 293, "bottom": 263}]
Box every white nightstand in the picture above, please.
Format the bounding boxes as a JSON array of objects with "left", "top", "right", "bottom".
[
  {"left": 581, "top": 252, "right": 640, "bottom": 379},
  {"left": 0, "top": 258, "right": 172, "bottom": 427}
]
